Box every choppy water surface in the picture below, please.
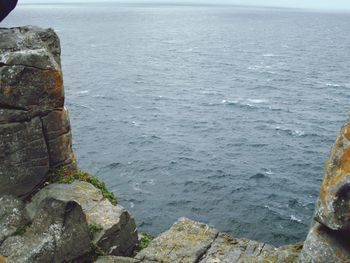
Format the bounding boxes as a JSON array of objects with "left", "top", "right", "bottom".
[{"left": 4, "top": 3, "right": 350, "bottom": 245}]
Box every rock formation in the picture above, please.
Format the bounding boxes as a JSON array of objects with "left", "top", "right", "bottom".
[
  {"left": 135, "top": 217, "right": 301, "bottom": 263},
  {"left": 1, "top": 25, "right": 350, "bottom": 263},
  {"left": 26, "top": 181, "right": 138, "bottom": 256},
  {"left": 0, "top": 26, "right": 76, "bottom": 198},
  {"left": 300, "top": 117, "right": 350, "bottom": 262},
  {"left": 0, "top": 26, "right": 138, "bottom": 262}
]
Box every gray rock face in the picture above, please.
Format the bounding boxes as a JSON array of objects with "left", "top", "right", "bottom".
[
  {"left": 0, "top": 26, "right": 76, "bottom": 198},
  {"left": 0, "top": 198, "right": 91, "bottom": 263},
  {"left": 300, "top": 223, "right": 350, "bottom": 263},
  {"left": 314, "top": 118, "right": 350, "bottom": 230},
  {"left": 0, "top": 196, "right": 29, "bottom": 245},
  {"left": 300, "top": 117, "right": 350, "bottom": 262},
  {"left": 136, "top": 217, "right": 219, "bottom": 263},
  {"left": 26, "top": 181, "right": 138, "bottom": 256},
  {"left": 136, "top": 218, "right": 301, "bottom": 263}
]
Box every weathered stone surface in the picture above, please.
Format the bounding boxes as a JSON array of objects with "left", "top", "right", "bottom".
[
  {"left": 26, "top": 181, "right": 138, "bottom": 256},
  {"left": 136, "top": 218, "right": 301, "bottom": 263},
  {"left": 0, "top": 117, "right": 49, "bottom": 197},
  {"left": 0, "top": 26, "right": 76, "bottom": 198},
  {"left": 0, "top": 198, "right": 91, "bottom": 263},
  {"left": 95, "top": 256, "right": 140, "bottom": 263},
  {"left": 41, "top": 108, "right": 76, "bottom": 168},
  {"left": 0, "top": 196, "right": 29, "bottom": 245},
  {"left": 136, "top": 217, "right": 219, "bottom": 263},
  {"left": 199, "top": 233, "right": 272, "bottom": 263},
  {"left": 300, "top": 223, "right": 350, "bottom": 263},
  {"left": 315, "top": 118, "right": 350, "bottom": 230}
]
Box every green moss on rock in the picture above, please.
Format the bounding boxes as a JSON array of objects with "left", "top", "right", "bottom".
[
  {"left": 136, "top": 232, "right": 154, "bottom": 252},
  {"left": 48, "top": 167, "right": 117, "bottom": 205}
]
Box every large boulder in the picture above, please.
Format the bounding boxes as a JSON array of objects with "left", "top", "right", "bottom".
[
  {"left": 314, "top": 118, "right": 350, "bottom": 230},
  {"left": 136, "top": 217, "right": 219, "bottom": 263},
  {"left": 200, "top": 233, "right": 301, "bottom": 263},
  {"left": 26, "top": 181, "right": 138, "bottom": 256},
  {"left": 299, "top": 223, "right": 350, "bottom": 263},
  {"left": 0, "top": 198, "right": 91, "bottom": 263},
  {"left": 0, "top": 196, "right": 29, "bottom": 245},
  {"left": 0, "top": 26, "right": 76, "bottom": 198},
  {"left": 136, "top": 218, "right": 301, "bottom": 263},
  {"left": 300, "top": 117, "right": 350, "bottom": 262}
]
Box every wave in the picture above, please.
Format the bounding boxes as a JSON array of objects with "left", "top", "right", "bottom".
[
  {"left": 76, "top": 90, "right": 89, "bottom": 95},
  {"left": 325, "top": 83, "right": 342, "bottom": 87},
  {"left": 290, "top": 215, "right": 303, "bottom": 223},
  {"left": 262, "top": 53, "right": 281, "bottom": 57},
  {"left": 275, "top": 126, "right": 306, "bottom": 137},
  {"left": 221, "top": 98, "right": 269, "bottom": 109}
]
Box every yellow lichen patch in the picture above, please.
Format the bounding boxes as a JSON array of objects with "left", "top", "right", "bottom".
[
  {"left": 344, "top": 125, "right": 350, "bottom": 141},
  {"left": 42, "top": 69, "right": 64, "bottom": 104},
  {"left": 339, "top": 148, "right": 350, "bottom": 175},
  {"left": 0, "top": 256, "right": 7, "bottom": 263},
  {"left": 3, "top": 85, "right": 11, "bottom": 96}
]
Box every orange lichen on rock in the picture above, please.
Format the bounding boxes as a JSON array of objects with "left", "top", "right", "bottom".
[
  {"left": 3, "top": 85, "right": 11, "bottom": 96},
  {"left": 41, "top": 69, "right": 64, "bottom": 106},
  {"left": 316, "top": 118, "right": 350, "bottom": 230}
]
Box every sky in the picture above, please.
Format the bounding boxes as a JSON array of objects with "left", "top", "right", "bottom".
[{"left": 19, "top": 0, "right": 350, "bottom": 11}]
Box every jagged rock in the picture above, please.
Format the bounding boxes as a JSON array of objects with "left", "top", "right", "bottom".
[
  {"left": 299, "top": 223, "right": 350, "bottom": 263},
  {"left": 136, "top": 217, "right": 219, "bottom": 263},
  {"left": 26, "top": 181, "right": 138, "bottom": 256},
  {"left": 0, "top": 198, "right": 91, "bottom": 263},
  {"left": 314, "top": 117, "right": 350, "bottom": 230},
  {"left": 136, "top": 218, "right": 301, "bottom": 263},
  {"left": 0, "top": 196, "right": 29, "bottom": 245},
  {"left": 0, "top": 26, "right": 76, "bottom": 198},
  {"left": 95, "top": 256, "right": 140, "bottom": 263}
]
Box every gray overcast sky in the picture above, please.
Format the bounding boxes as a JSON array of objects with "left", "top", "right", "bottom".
[{"left": 19, "top": 0, "right": 350, "bottom": 11}]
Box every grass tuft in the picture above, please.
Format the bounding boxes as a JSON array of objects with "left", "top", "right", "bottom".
[
  {"left": 14, "top": 223, "right": 31, "bottom": 236},
  {"left": 136, "top": 232, "right": 154, "bottom": 251},
  {"left": 48, "top": 167, "right": 117, "bottom": 205},
  {"left": 88, "top": 223, "right": 103, "bottom": 238}
]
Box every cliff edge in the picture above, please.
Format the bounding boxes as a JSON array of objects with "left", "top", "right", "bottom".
[{"left": 1, "top": 26, "right": 350, "bottom": 263}]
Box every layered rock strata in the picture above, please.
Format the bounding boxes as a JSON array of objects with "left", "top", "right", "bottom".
[{"left": 0, "top": 26, "right": 76, "bottom": 198}]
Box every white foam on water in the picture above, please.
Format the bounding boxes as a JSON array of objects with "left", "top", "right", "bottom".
[{"left": 290, "top": 215, "right": 303, "bottom": 223}]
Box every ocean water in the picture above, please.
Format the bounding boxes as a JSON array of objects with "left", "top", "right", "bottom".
[{"left": 3, "top": 3, "right": 350, "bottom": 246}]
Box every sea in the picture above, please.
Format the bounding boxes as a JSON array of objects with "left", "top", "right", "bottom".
[{"left": 2, "top": 2, "right": 350, "bottom": 246}]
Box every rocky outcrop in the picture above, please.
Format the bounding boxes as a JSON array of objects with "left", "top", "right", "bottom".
[
  {"left": 0, "top": 26, "right": 76, "bottom": 198},
  {"left": 26, "top": 181, "right": 138, "bottom": 256},
  {"left": 0, "top": 198, "right": 91, "bottom": 263},
  {"left": 0, "top": 26, "right": 139, "bottom": 262},
  {"left": 2, "top": 25, "right": 350, "bottom": 263},
  {"left": 0, "top": 196, "right": 29, "bottom": 245},
  {"left": 136, "top": 218, "right": 301, "bottom": 263},
  {"left": 300, "top": 117, "right": 350, "bottom": 262}
]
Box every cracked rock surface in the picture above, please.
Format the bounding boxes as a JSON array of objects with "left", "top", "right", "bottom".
[
  {"left": 26, "top": 181, "right": 138, "bottom": 256},
  {"left": 136, "top": 217, "right": 301, "bottom": 263},
  {"left": 0, "top": 26, "right": 76, "bottom": 198},
  {"left": 0, "top": 198, "right": 91, "bottom": 263},
  {"left": 0, "top": 196, "right": 29, "bottom": 245}
]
